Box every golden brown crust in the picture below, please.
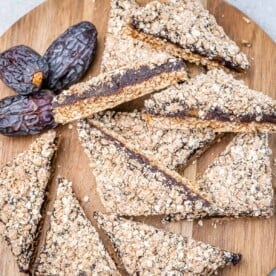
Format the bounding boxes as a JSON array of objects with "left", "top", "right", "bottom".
[{"left": 54, "top": 60, "right": 187, "bottom": 124}]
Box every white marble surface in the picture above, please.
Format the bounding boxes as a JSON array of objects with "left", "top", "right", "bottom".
[{"left": 0, "top": 0, "right": 275, "bottom": 40}]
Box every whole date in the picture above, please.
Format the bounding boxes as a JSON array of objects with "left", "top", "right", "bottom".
[
  {"left": 44, "top": 21, "right": 97, "bottom": 93},
  {"left": 0, "top": 45, "right": 49, "bottom": 95},
  {"left": 0, "top": 90, "right": 57, "bottom": 136}
]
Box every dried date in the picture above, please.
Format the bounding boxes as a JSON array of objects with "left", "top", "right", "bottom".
[
  {"left": 0, "top": 45, "right": 49, "bottom": 95},
  {"left": 44, "top": 21, "right": 97, "bottom": 93},
  {"left": 0, "top": 90, "right": 57, "bottom": 136}
]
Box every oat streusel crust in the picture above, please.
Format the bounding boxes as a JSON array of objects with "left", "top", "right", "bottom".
[
  {"left": 145, "top": 69, "right": 276, "bottom": 133},
  {"left": 101, "top": 0, "right": 172, "bottom": 73},
  {"left": 94, "top": 212, "right": 241, "bottom": 275},
  {"left": 53, "top": 59, "right": 187, "bottom": 124},
  {"left": 78, "top": 119, "right": 221, "bottom": 220},
  {"left": 91, "top": 110, "right": 217, "bottom": 170},
  {"left": 198, "top": 133, "right": 274, "bottom": 217},
  {"left": 129, "top": 0, "right": 249, "bottom": 71},
  {"left": 34, "top": 178, "right": 119, "bottom": 275},
  {"left": 164, "top": 133, "right": 274, "bottom": 222},
  {"left": 0, "top": 131, "right": 57, "bottom": 272}
]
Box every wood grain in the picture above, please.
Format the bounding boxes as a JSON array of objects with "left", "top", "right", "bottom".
[{"left": 0, "top": 0, "right": 275, "bottom": 275}]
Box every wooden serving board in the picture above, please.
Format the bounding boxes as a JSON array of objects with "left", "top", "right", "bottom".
[{"left": 0, "top": 0, "right": 275, "bottom": 275}]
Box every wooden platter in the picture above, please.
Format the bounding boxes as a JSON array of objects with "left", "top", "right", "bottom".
[{"left": 0, "top": 0, "right": 275, "bottom": 275}]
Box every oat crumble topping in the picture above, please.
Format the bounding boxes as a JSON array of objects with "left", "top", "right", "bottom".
[
  {"left": 198, "top": 133, "right": 274, "bottom": 217},
  {"left": 145, "top": 68, "right": 276, "bottom": 132},
  {"left": 101, "top": 0, "right": 172, "bottom": 73},
  {"left": 94, "top": 212, "right": 241, "bottom": 275},
  {"left": 77, "top": 119, "right": 220, "bottom": 220},
  {"left": 0, "top": 131, "right": 57, "bottom": 272},
  {"left": 130, "top": 0, "right": 249, "bottom": 71},
  {"left": 34, "top": 178, "right": 119, "bottom": 275},
  {"left": 91, "top": 110, "right": 217, "bottom": 170}
]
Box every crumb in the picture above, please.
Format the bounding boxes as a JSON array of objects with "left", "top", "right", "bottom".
[
  {"left": 198, "top": 220, "right": 203, "bottom": 227},
  {"left": 241, "top": 40, "right": 252, "bottom": 48},
  {"left": 192, "top": 160, "right": 197, "bottom": 165},
  {"left": 82, "top": 196, "right": 89, "bottom": 203},
  {"left": 242, "top": 16, "right": 251, "bottom": 24},
  {"left": 68, "top": 124, "right": 73, "bottom": 130},
  {"left": 221, "top": 14, "right": 225, "bottom": 18},
  {"left": 47, "top": 211, "right": 52, "bottom": 216}
]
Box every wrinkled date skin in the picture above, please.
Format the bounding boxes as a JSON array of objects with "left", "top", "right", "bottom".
[
  {"left": 0, "top": 90, "right": 58, "bottom": 136},
  {"left": 44, "top": 21, "right": 97, "bottom": 93},
  {"left": 0, "top": 45, "right": 49, "bottom": 95}
]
